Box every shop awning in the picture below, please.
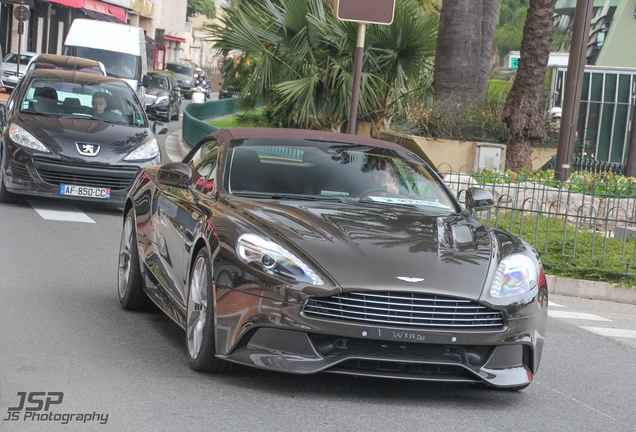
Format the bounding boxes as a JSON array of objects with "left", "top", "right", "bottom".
[
  {"left": 164, "top": 35, "right": 186, "bottom": 43},
  {"left": 81, "top": 8, "right": 125, "bottom": 23},
  {"left": 45, "top": 0, "right": 127, "bottom": 22}
]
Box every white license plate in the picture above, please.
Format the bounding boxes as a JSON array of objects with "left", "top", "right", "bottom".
[{"left": 60, "top": 184, "right": 111, "bottom": 199}]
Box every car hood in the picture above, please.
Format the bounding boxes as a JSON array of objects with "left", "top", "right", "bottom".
[
  {"left": 231, "top": 199, "right": 494, "bottom": 300},
  {"left": 13, "top": 112, "right": 152, "bottom": 163}
]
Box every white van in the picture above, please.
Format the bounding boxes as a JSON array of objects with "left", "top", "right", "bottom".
[{"left": 63, "top": 19, "right": 148, "bottom": 99}]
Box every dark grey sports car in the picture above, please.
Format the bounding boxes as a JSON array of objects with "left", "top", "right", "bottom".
[{"left": 118, "top": 128, "right": 548, "bottom": 390}]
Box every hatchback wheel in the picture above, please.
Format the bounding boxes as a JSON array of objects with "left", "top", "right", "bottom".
[
  {"left": 118, "top": 208, "right": 152, "bottom": 310},
  {"left": 186, "top": 248, "right": 235, "bottom": 373}
]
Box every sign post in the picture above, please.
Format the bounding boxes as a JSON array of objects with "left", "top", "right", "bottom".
[
  {"left": 13, "top": 0, "right": 31, "bottom": 78},
  {"left": 336, "top": 0, "right": 395, "bottom": 135}
]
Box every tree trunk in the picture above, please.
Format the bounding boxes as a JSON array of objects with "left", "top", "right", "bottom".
[
  {"left": 502, "top": 0, "right": 556, "bottom": 172},
  {"left": 477, "top": 0, "right": 501, "bottom": 101},
  {"left": 434, "top": 0, "right": 482, "bottom": 104}
]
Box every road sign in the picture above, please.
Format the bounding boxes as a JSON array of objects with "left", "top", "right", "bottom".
[
  {"left": 14, "top": 5, "right": 31, "bottom": 22},
  {"left": 337, "top": 0, "right": 396, "bottom": 25}
]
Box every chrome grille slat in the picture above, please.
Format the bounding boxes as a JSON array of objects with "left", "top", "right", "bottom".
[
  {"left": 303, "top": 292, "right": 504, "bottom": 329},
  {"left": 308, "top": 303, "right": 494, "bottom": 317}
]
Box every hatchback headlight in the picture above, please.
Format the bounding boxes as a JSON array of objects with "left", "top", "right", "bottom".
[
  {"left": 9, "top": 123, "right": 50, "bottom": 153},
  {"left": 124, "top": 138, "right": 159, "bottom": 161},
  {"left": 490, "top": 254, "right": 538, "bottom": 298},
  {"left": 236, "top": 234, "right": 324, "bottom": 286}
]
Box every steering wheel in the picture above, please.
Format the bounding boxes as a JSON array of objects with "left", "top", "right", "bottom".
[{"left": 358, "top": 187, "right": 387, "bottom": 200}]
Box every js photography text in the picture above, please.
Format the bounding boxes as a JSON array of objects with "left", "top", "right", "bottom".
[{"left": 3, "top": 392, "right": 108, "bottom": 425}]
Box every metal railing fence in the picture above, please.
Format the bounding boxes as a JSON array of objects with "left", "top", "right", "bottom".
[{"left": 442, "top": 169, "right": 636, "bottom": 278}]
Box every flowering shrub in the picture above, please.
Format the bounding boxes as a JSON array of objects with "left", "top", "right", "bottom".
[{"left": 472, "top": 168, "right": 636, "bottom": 197}]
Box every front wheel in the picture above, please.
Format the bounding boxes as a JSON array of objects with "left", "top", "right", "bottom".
[
  {"left": 186, "top": 248, "right": 235, "bottom": 373},
  {"left": 164, "top": 106, "right": 172, "bottom": 123}
]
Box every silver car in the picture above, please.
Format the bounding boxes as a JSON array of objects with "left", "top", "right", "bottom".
[{"left": 2, "top": 51, "right": 37, "bottom": 92}]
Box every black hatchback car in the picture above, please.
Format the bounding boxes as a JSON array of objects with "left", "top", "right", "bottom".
[
  {"left": 0, "top": 69, "right": 168, "bottom": 204},
  {"left": 144, "top": 71, "right": 181, "bottom": 123}
]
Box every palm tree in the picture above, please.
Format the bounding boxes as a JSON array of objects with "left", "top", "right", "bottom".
[
  {"left": 433, "top": 0, "right": 501, "bottom": 104},
  {"left": 502, "top": 0, "right": 555, "bottom": 171},
  {"left": 205, "top": 0, "right": 437, "bottom": 134}
]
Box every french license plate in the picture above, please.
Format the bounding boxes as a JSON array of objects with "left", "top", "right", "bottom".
[{"left": 60, "top": 184, "right": 111, "bottom": 199}]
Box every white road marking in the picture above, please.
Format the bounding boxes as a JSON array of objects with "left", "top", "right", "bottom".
[
  {"left": 549, "top": 301, "right": 565, "bottom": 307},
  {"left": 580, "top": 327, "right": 636, "bottom": 339},
  {"left": 28, "top": 200, "right": 95, "bottom": 223},
  {"left": 548, "top": 310, "right": 611, "bottom": 321}
]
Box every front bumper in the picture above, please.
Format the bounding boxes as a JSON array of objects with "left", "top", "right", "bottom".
[
  {"left": 213, "top": 286, "right": 547, "bottom": 389},
  {"left": 145, "top": 103, "right": 169, "bottom": 120},
  {"left": 2, "top": 152, "right": 158, "bottom": 203}
]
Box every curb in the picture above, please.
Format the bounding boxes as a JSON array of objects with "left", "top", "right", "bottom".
[
  {"left": 177, "top": 130, "right": 190, "bottom": 159},
  {"left": 547, "top": 275, "right": 636, "bottom": 304}
]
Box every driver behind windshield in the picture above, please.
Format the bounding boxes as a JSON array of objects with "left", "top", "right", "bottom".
[
  {"left": 370, "top": 161, "right": 399, "bottom": 193},
  {"left": 92, "top": 92, "right": 125, "bottom": 122}
]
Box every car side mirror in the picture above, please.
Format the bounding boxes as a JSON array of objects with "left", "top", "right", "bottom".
[
  {"left": 157, "top": 163, "right": 192, "bottom": 188},
  {"left": 141, "top": 75, "right": 151, "bottom": 87},
  {"left": 174, "top": 86, "right": 181, "bottom": 92},
  {"left": 0, "top": 105, "right": 6, "bottom": 128},
  {"left": 152, "top": 121, "right": 168, "bottom": 135},
  {"left": 465, "top": 187, "right": 494, "bottom": 211}
]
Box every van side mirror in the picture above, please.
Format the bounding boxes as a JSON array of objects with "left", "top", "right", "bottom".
[{"left": 141, "top": 75, "right": 150, "bottom": 87}]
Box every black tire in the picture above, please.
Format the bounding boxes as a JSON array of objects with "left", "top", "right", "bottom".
[
  {"left": 118, "top": 208, "right": 153, "bottom": 310},
  {"left": 172, "top": 104, "right": 180, "bottom": 120},
  {"left": 186, "top": 248, "right": 235, "bottom": 373},
  {"left": 0, "top": 159, "right": 19, "bottom": 204},
  {"left": 164, "top": 106, "right": 172, "bottom": 123}
]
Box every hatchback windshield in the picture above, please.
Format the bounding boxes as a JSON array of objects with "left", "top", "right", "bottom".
[
  {"left": 20, "top": 77, "right": 148, "bottom": 127},
  {"left": 222, "top": 139, "right": 457, "bottom": 213}
]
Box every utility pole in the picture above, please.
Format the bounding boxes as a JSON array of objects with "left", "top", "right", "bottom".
[{"left": 554, "top": 0, "right": 593, "bottom": 182}]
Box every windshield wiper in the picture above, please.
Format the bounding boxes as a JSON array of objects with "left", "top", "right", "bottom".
[{"left": 232, "top": 192, "right": 342, "bottom": 202}]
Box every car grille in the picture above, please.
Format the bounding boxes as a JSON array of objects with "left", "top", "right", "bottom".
[
  {"left": 303, "top": 292, "right": 504, "bottom": 329},
  {"left": 33, "top": 159, "right": 139, "bottom": 190}
]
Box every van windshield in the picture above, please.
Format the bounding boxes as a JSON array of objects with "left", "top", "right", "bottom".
[{"left": 66, "top": 47, "right": 138, "bottom": 80}]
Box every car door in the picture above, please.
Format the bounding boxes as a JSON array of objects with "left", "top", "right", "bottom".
[{"left": 155, "top": 138, "right": 220, "bottom": 305}]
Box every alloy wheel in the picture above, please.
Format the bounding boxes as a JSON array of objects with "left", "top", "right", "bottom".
[
  {"left": 187, "top": 256, "right": 208, "bottom": 360},
  {"left": 118, "top": 214, "right": 134, "bottom": 298}
]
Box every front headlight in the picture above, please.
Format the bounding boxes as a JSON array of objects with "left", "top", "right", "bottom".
[
  {"left": 9, "top": 123, "right": 50, "bottom": 153},
  {"left": 154, "top": 96, "right": 168, "bottom": 105},
  {"left": 490, "top": 254, "right": 538, "bottom": 298},
  {"left": 124, "top": 138, "right": 159, "bottom": 161},
  {"left": 236, "top": 233, "right": 324, "bottom": 286}
]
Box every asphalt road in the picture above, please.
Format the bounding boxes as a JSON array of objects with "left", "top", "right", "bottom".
[{"left": 1, "top": 98, "right": 636, "bottom": 431}]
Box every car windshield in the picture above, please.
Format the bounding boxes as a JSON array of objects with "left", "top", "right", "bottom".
[
  {"left": 19, "top": 77, "right": 148, "bottom": 127},
  {"left": 165, "top": 64, "right": 193, "bottom": 76},
  {"left": 3, "top": 53, "right": 33, "bottom": 65},
  {"left": 224, "top": 139, "right": 457, "bottom": 213},
  {"left": 148, "top": 75, "right": 168, "bottom": 89}
]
